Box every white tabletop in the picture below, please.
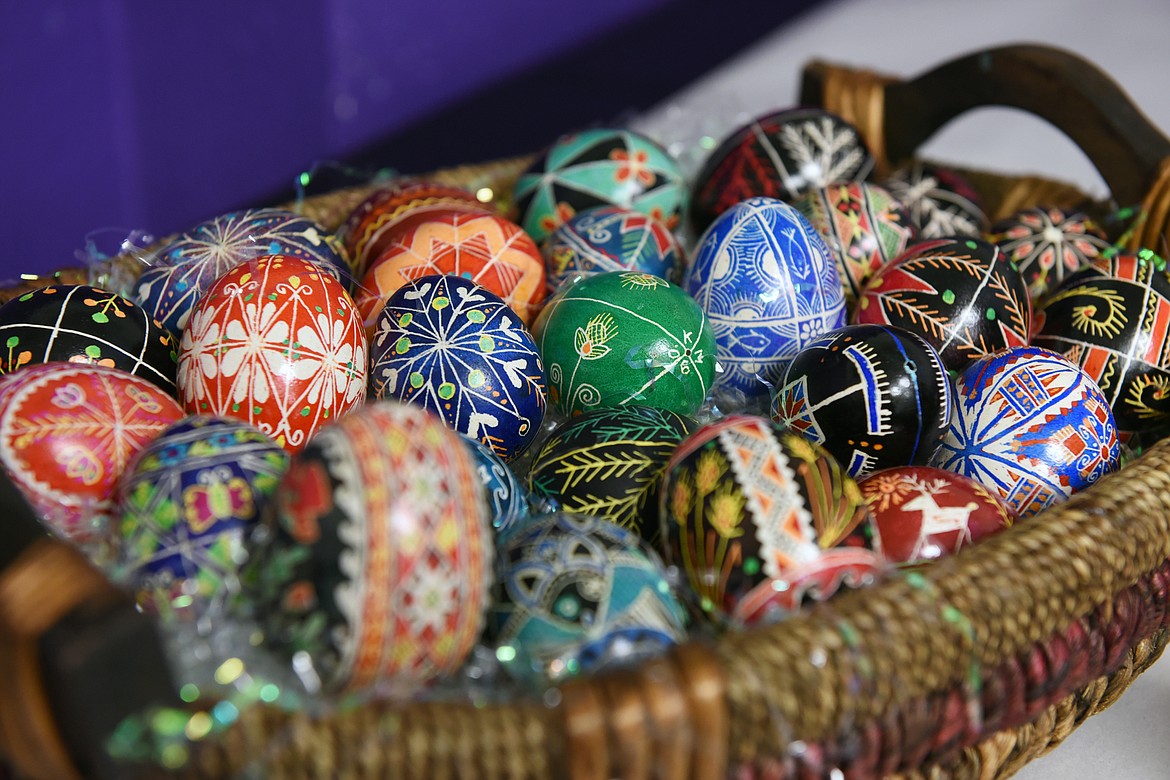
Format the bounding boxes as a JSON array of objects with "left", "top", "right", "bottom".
[{"left": 632, "top": 0, "right": 1170, "bottom": 776}]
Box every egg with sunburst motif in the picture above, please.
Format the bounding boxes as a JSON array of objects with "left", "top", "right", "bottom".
[
  {"left": 659, "top": 414, "right": 880, "bottom": 626},
  {"left": 1032, "top": 250, "right": 1170, "bottom": 438}
]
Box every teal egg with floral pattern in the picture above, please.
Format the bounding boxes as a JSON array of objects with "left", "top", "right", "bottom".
[
  {"left": 490, "top": 512, "right": 687, "bottom": 681},
  {"left": 534, "top": 271, "right": 716, "bottom": 417},
  {"left": 513, "top": 129, "right": 687, "bottom": 244},
  {"left": 116, "top": 416, "right": 288, "bottom": 616}
]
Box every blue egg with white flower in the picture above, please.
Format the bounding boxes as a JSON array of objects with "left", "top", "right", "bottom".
[
  {"left": 369, "top": 274, "right": 547, "bottom": 461},
  {"left": 685, "top": 197, "right": 847, "bottom": 402},
  {"left": 464, "top": 436, "right": 531, "bottom": 537}
]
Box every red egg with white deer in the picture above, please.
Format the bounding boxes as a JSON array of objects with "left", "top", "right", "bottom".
[{"left": 858, "top": 466, "right": 1014, "bottom": 564}]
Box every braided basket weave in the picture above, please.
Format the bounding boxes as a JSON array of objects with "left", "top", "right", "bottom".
[{"left": 4, "top": 44, "right": 1170, "bottom": 780}]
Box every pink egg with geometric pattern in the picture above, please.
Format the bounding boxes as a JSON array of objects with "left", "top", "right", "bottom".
[
  {"left": 0, "top": 362, "right": 183, "bottom": 548},
  {"left": 177, "top": 255, "right": 367, "bottom": 452}
]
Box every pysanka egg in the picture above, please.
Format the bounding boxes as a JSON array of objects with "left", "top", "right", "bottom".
[
  {"left": 858, "top": 466, "right": 1013, "bottom": 564},
  {"left": 689, "top": 108, "right": 875, "bottom": 236},
  {"left": 527, "top": 406, "right": 695, "bottom": 539},
  {"left": 1032, "top": 252, "right": 1170, "bottom": 436},
  {"left": 882, "top": 162, "right": 988, "bottom": 239},
  {"left": 117, "top": 416, "right": 289, "bottom": 615},
  {"left": 490, "top": 512, "right": 687, "bottom": 681},
  {"left": 0, "top": 285, "right": 178, "bottom": 394},
  {"left": 337, "top": 179, "right": 489, "bottom": 277},
  {"left": 987, "top": 206, "right": 1111, "bottom": 301},
  {"left": 793, "top": 182, "right": 916, "bottom": 303},
  {"left": 464, "top": 437, "right": 530, "bottom": 537},
  {"left": 659, "top": 415, "right": 881, "bottom": 625},
  {"left": 354, "top": 211, "right": 547, "bottom": 331},
  {"left": 247, "top": 401, "right": 493, "bottom": 695},
  {"left": 772, "top": 324, "right": 953, "bottom": 478},
  {"left": 685, "top": 197, "right": 846, "bottom": 403},
  {"left": 513, "top": 128, "right": 687, "bottom": 243},
  {"left": 135, "top": 208, "right": 352, "bottom": 334},
  {"left": 929, "top": 346, "right": 1120, "bottom": 518},
  {"left": 535, "top": 271, "right": 716, "bottom": 417},
  {"left": 0, "top": 363, "right": 184, "bottom": 548},
  {"left": 177, "top": 255, "right": 368, "bottom": 453},
  {"left": 369, "top": 275, "right": 546, "bottom": 461},
  {"left": 542, "top": 205, "right": 685, "bottom": 291},
  {"left": 854, "top": 238, "right": 1031, "bottom": 372}
]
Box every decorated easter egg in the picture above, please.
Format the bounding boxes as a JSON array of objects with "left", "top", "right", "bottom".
[
  {"left": 542, "top": 205, "right": 685, "bottom": 291},
  {"left": 858, "top": 466, "right": 1013, "bottom": 564},
  {"left": 772, "top": 324, "right": 953, "bottom": 478},
  {"left": 0, "top": 363, "right": 184, "bottom": 548},
  {"left": 116, "top": 416, "right": 288, "bottom": 615},
  {"left": 659, "top": 415, "right": 880, "bottom": 625},
  {"left": 882, "top": 162, "right": 988, "bottom": 239},
  {"left": 491, "top": 512, "right": 687, "bottom": 681},
  {"left": 135, "top": 208, "right": 351, "bottom": 334},
  {"left": 1074, "top": 248, "right": 1170, "bottom": 304},
  {"left": 853, "top": 238, "right": 1031, "bottom": 372},
  {"left": 337, "top": 179, "right": 489, "bottom": 277},
  {"left": 527, "top": 406, "right": 695, "bottom": 539},
  {"left": 1032, "top": 258, "right": 1170, "bottom": 435},
  {"left": 929, "top": 346, "right": 1120, "bottom": 518},
  {"left": 685, "top": 197, "right": 846, "bottom": 402},
  {"left": 987, "top": 206, "right": 1111, "bottom": 301},
  {"left": 177, "top": 255, "right": 367, "bottom": 453},
  {"left": 369, "top": 275, "right": 545, "bottom": 461},
  {"left": 513, "top": 129, "right": 687, "bottom": 243},
  {"left": 355, "top": 211, "right": 547, "bottom": 331},
  {"left": 465, "top": 437, "right": 531, "bottom": 537},
  {"left": 0, "top": 285, "right": 178, "bottom": 394},
  {"left": 793, "top": 182, "right": 916, "bottom": 303},
  {"left": 689, "top": 108, "right": 875, "bottom": 235},
  {"left": 247, "top": 401, "right": 493, "bottom": 695},
  {"left": 536, "top": 271, "right": 715, "bottom": 417}
]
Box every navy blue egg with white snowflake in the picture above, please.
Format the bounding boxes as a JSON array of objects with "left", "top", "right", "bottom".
[
  {"left": 369, "top": 275, "right": 547, "bottom": 461},
  {"left": 685, "top": 197, "right": 847, "bottom": 402},
  {"left": 135, "top": 208, "right": 352, "bottom": 335}
]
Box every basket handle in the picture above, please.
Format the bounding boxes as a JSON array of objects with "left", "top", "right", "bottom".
[{"left": 801, "top": 44, "right": 1170, "bottom": 248}]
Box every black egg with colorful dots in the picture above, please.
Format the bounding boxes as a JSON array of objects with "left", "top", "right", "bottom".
[
  {"left": 852, "top": 237, "right": 1032, "bottom": 373},
  {"left": 0, "top": 284, "right": 179, "bottom": 395}
]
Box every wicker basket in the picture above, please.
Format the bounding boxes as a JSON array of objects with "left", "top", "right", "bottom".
[{"left": 3, "top": 43, "right": 1170, "bottom": 780}]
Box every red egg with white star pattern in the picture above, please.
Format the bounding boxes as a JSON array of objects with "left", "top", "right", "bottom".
[
  {"left": 177, "top": 255, "right": 367, "bottom": 452},
  {"left": 858, "top": 466, "right": 1014, "bottom": 564},
  {"left": 0, "top": 362, "right": 184, "bottom": 547}
]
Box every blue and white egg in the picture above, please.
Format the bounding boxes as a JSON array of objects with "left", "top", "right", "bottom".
[
  {"left": 369, "top": 274, "right": 547, "bottom": 461},
  {"left": 685, "top": 197, "right": 846, "bottom": 403}
]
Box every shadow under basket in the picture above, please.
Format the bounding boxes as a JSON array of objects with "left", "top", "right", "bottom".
[{"left": 4, "top": 43, "right": 1170, "bottom": 780}]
